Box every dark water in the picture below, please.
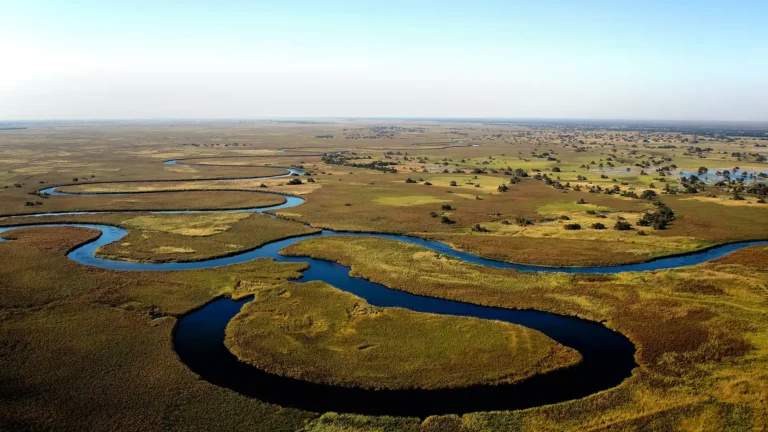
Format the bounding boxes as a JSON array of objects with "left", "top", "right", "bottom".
[
  {"left": 2, "top": 165, "right": 765, "bottom": 416},
  {"left": 3, "top": 220, "right": 767, "bottom": 416},
  {"left": 3, "top": 220, "right": 763, "bottom": 273},
  {"left": 174, "top": 270, "right": 635, "bottom": 417}
]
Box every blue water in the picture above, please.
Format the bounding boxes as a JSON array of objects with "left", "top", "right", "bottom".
[
  {"left": 2, "top": 155, "right": 765, "bottom": 416},
  {"left": 3, "top": 217, "right": 763, "bottom": 273},
  {"left": 671, "top": 168, "right": 767, "bottom": 184}
]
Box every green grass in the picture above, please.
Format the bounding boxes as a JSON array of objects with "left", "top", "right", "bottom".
[
  {"left": 121, "top": 212, "right": 252, "bottom": 236},
  {"left": 12, "top": 222, "right": 765, "bottom": 430},
  {"left": 225, "top": 281, "right": 579, "bottom": 390},
  {"left": 371, "top": 195, "right": 451, "bottom": 207},
  {"left": 1, "top": 212, "right": 320, "bottom": 264},
  {"left": 536, "top": 201, "right": 616, "bottom": 214},
  {"left": 0, "top": 226, "right": 314, "bottom": 431},
  {"left": 0, "top": 189, "right": 287, "bottom": 217},
  {"left": 282, "top": 235, "right": 768, "bottom": 431},
  {"left": 2, "top": 121, "right": 768, "bottom": 431}
]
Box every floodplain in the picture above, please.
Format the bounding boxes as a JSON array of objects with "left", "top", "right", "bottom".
[{"left": 1, "top": 119, "right": 767, "bottom": 431}]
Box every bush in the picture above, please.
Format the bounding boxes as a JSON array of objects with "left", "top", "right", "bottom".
[
  {"left": 564, "top": 223, "right": 581, "bottom": 230},
  {"left": 497, "top": 184, "right": 508, "bottom": 192},
  {"left": 636, "top": 203, "right": 675, "bottom": 230},
  {"left": 591, "top": 223, "right": 606, "bottom": 230},
  {"left": 514, "top": 217, "right": 532, "bottom": 226},
  {"left": 449, "top": 181, "right": 457, "bottom": 186},
  {"left": 614, "top": 221, "right": 632, "bottom": 231},
  {"left": 440, "top": 215, "right": 455, "bottom": 224},
  {"left": 471, "top": 224, "right": 489, "bottom": 232},
  {"left": 640, "top": 189, "right": 658, "bottom": 200},
  {"left": 287, "top": 178, "right": 303, "bottom": 185},
  {"left": 441, "top": 204, "right": 453, "bottom": 211},
  {"left": 405, "top": 178, "right": 417, "bottom": 183}
]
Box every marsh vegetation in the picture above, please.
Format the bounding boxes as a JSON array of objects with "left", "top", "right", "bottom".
[{"left": 1, "top": 120, "right": 767, "bottom": 430}]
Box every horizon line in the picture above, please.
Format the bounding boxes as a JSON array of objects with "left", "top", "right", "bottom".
[{"left": 2, "top": 116, "right": 768, "bottom": 126}]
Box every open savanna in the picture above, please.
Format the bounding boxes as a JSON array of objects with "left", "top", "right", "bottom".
[
  {"left": 169, "top": 154, "right": 324, "bottom": 167},
  {"left": 0, "top": 142, "right": 295, "bottom": 216},
  {"left": 256, "top": 170, "right": 766, "bottom": 266},
  {"left": 2, "top": 120, "right": 767, "bottom": 431},
  {"left": 0, "top": 224, "right": 577, "bottom": 431},
  {"left": 95, "top": 167, "right": 764, "bottom": 268},
  {"left": 283, "top": 236, "right": 768, "bottom": 431},
  {"left": 225, "top": 281, "right": 579, "bottom": 390}
]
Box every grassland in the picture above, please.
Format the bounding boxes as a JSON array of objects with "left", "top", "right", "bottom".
[
  {"left": 0, "top": 189, "right": 287, "bottom": 217},
  {"left": 0, "top": 211, "right": 319, "bottom": 263},
  {"left": 1, "top": 120, "right": 767, "bottom": 431},
  {"left": 225, "top": 281, "right": 579, "bottom": 390},
  {"left": 60, "top": 175, "right": 322, "bottom": 196},
  {"left": 0, "top": 226, "right": 315, "bottom": 431},
  {"left": 263, "top": 171, "right": 766, "bottom": 266},
  {"left": 283, "top": 236, "right": 768, "bottom": 430},
  {"left": 7, "top": 121, "right": 765, "bottom": 267},
  {"left": 4, "top": 224, "right": 767, "bottom": 430}
]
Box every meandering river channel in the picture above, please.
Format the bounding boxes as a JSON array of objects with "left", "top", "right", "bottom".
[{"left": 1, "top": 157, "right": 765, "bottom": 417}]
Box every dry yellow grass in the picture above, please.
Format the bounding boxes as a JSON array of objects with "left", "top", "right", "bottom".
[
  {"left": 680, "top": 196, "right": 768, "bottom": 207},
  {"left": 152, "top": 246, "right": 196, "bottom": 254},
  {"left": 122, "top": 213, "right": 251, "bottom": 236},
  {"left": 372, "top": 195, "right": 451, "bottom": 207},
  {"left": 61, "top": 176, "right": 322, "bottom": 196}
]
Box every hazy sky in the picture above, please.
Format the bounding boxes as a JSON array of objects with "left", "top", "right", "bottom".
[{"left": 2, "top": 0, "right": 767, "bottom": 121}]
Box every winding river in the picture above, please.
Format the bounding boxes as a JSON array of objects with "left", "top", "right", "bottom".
[{"left": 1, "top": 156, "right": 766, "bottom": 417}]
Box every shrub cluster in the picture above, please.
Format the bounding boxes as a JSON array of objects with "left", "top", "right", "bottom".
[{"left": 637, "top": 202, "right": 675, "bottom": 230}]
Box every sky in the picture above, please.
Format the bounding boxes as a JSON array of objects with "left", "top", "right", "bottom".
[{"left": 1, "top": 0, "right": 767, "bottom": 121}]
